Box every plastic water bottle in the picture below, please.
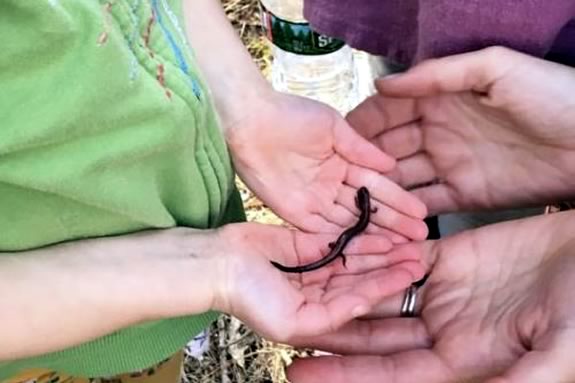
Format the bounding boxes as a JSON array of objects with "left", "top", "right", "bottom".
[{"left": 260, "top": 0, "right": 355, "bottom": 114}]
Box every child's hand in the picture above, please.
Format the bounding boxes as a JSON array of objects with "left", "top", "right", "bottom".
[
  {"left": 225, "top": 91, "right": 428, "bottom": 243},
  {"left": 212, "top": 223, "right": 425, "bottom": 343}
]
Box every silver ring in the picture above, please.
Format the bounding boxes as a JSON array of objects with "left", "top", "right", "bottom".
[
  {"left": 400, "top": 285, "right": 418, "bottom": 317},
  {"left": 400, "top": 274, "right": 429, "bottom": 317}
]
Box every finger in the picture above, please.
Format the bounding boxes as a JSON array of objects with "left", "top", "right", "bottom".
[
  {"left": 329, "top": 260, "right": 424, "bottom": 301},
  {"left": 287, "top": 349, "right": 452, "bottom": 383},
  {"left": 293, "top": 190, "right": 350, "bottom": 232},
  {"left": 326, "top": 260, "right": 426, "bottom": 301},
  {"left": 345, "top": 166, "right": 428, "bottom": 219},
  {"left": 334, "top": 234, "right": 394, "bottom": 255},
  {"left": 346, "top": 166, "right": 429, "bottom": 219},
  {"left": 346, "top": 261, "right": 425, "bottom": 301},
  {"left": 331, "top": 242, "right": 436, "bottom": 281},
  {"left": 316, "top": 197, "right": 359, "bottom": 229},
  {"left": 335, "top": 186, "right": 411, "bottom": 243},
  {"left": 362, "top": 280, "right": 430, "bottom": 319},
  {"left": 326, "top": 274, "right": 427, "bottom": 321},
  {"left": 298, "top": 245, "right": 399, "bottom": 278},
  {"left": 387, "top": 154, "right": 437, "bottom": 189},
  {"left": 290, "top": 234, "right": 397, "bottom": 286},
  {"left": 363, "top": 292, "right": 406, "bottom": 318},
  {"left": 296, "top": 232, "right": 394, "bottom": 265},
  {"left": 346, "top": 95, "right": 420, "bottom": 140},
  {"left": 296, "top": 210, "right": 346, "bottom": 233},
  {"left": 334, "top": 120, "right": 397, "bottom": 174},
  {"left": 397, "top": 241, "right": 438, "bottom": 272},
  {"left": 291, "top": 317, "right": 431, "bottom": 356},
  {"left": 328, "top": 247, "right": 421, "bottom": 276},
  {"left": 486, "top": 335, "right": 575, "bottom": 383},
  {"left": 373, "top": 122, "right": 424, "bottom": 160},
  {"left": 376, "top": 47, "right": 515, "bottom": 98},
  {"left": 294, "top": 294, "right": 373, "bottom": 338},
  {"left": 303, "top": 254, "right": 408, "bottom": 279},
  {"left": 299, "top": 244, "right": 432, "bottom": 299},
  {"left": 409, "top": 184, "right": 459, "bottom": 216},
  {"left": 336, "top": 185, "right": 428, "bottom": 241},
  {"left": 299, "top": 260, "right": 424, "bottom": 307}
]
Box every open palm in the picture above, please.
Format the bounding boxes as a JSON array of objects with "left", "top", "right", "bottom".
[
  {"left": 347, "top": 47, "right": 575, "bottom": 215},
  {"left": 288, "top": 211, "right": 575, "bottom": 383},
  {"left": 216, "top": 222, "right": 425, "bottom": 343},
  {"left": 226, "top": 91, "right": 428, "bottom": 242}
]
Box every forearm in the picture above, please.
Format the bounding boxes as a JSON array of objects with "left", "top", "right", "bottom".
[
  {"left": 0, "top": 228, "right": 222, "bottom": 361},
  {"left": 182, "top": 0, "right": 272, "bottom": 130}
]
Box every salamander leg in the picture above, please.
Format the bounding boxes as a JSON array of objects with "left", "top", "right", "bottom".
[
  {"left": 328, "top": 242, "right": 335, "bottom": 249},
  {"left": 371, "top": 206, "right": 378, "bottom": 213},
  {"left": 341, "top": 253, "right": 347, "bottom": 268}
]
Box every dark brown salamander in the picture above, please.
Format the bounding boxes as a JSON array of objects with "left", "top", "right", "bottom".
[{"left": 271, "top": 186, "right": 375, "bottom": 274}]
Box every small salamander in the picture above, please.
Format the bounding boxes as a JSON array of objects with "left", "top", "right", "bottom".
[{"left": 271, "top": 186, "right": 374, "bottom": 274}]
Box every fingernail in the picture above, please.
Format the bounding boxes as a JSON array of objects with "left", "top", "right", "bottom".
[
  {"left": 352, "top": 305, "right": 369, "bottom": 317},
  {"left": 381, "top": 73, "right": 402, "bottom": 81}
]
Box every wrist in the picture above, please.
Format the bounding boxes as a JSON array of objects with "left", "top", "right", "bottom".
[
  {"left": 222, "top": 87, "right": 282, "bottom": 163},
  {"left": 216, "top": 77, "right": 274, "bottom": 138},
  {"left": 205, "top": 223, "right": 251, "bottom": 315},
  {"left": 133, "top": 228, "right": 229, "bottom": 320}
]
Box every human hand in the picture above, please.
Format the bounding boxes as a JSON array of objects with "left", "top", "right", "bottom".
[
  {"left": 0, "top": 223, "right": 418, "bottom": 360},
  {"left": 183, "top": 0, "right": 426, "bottom": 240},
  {"left": 225, "top": 90, "right": 428, "bottom": 243},
  {"left": 212, "top": 222, "right": 425, "bottom": 343},
  {"left": 287, "top": 210, "right": 575, "bottom": 383},
  {"left": 348, "top": 47, "right": 575, "bottom": 215}
]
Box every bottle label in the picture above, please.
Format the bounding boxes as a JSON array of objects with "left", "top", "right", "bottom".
[{"left": 260, "top": 2, "right": 345, "bottom": 55}]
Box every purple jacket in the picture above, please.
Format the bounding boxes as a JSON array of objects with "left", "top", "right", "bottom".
[{"left": 303, "top": 0, "right": 575, "bottom": 66}]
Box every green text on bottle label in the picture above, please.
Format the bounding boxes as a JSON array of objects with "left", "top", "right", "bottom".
[{"left": 260, "top": 3, "right": 345, "bottom": 55}]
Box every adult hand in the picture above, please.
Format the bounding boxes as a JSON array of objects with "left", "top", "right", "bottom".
[
  {"left": 287, "top": 210, "right": 575, "bottom": 382},
  {"left": 226, "top": 90, "right": 428, "bottom": 242},
  {"left": 215, "top": 222, "right": 425, "bottom": 343},
  {"left": 348, "top": 47, "right": 575, "bottom": 215}
]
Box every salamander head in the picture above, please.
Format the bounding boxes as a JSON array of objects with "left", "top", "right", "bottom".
[{"left": 358, "top": 186, "right": 370, "bottom": 204}]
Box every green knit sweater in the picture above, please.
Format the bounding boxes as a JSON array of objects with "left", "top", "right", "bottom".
[{"left": 0, "top": 0, "right": 244, "bottom": 379}]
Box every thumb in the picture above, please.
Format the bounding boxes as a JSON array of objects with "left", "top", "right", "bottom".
[
  {"left": 486, "top": 334, "right": 575, "bottom": 383},
  {"left": 376, "top": 46, "right": 520, "bottom": 97}
]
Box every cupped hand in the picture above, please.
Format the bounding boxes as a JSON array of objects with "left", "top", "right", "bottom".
[
  {"left": 288, "top": 210, "right": 575, "bottom": 383},
  {"left": 347, "top": 47, "right": 575, "bottom": 215},
  {"left": 213, "top": 222, "right": 425, "bottom": 343},
  {"left": 226, "top": 90, "right": 428, "bottom": 242}
]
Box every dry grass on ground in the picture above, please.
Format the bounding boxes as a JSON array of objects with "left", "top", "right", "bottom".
[{"left": 221, "top": 0, "right": 272, "bottom": 74}]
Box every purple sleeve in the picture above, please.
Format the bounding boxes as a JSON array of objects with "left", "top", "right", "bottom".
[{"left": 304, "top": 0, "right": 575, "bottom": 66}]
